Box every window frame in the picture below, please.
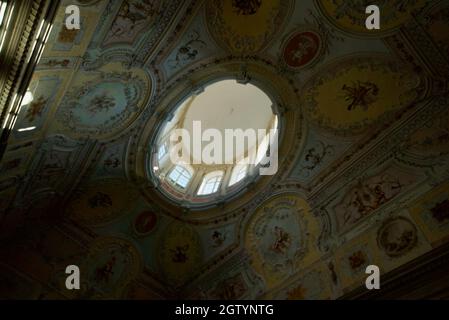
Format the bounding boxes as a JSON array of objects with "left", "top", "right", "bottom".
[
  {"left": 197, "top": 171, "right": 224, "bottom": 195},
  {"left": 167, "top": 165, "right": 192, "bottom": 189},
  {"left": 157, "top": 142, "right": 167, "bottom": 160},
  {"left": 229, "top": 163, "right": 248, "bottom": 187}
]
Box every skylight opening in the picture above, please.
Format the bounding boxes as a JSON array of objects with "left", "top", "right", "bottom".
[{"left": 149, "top": 78, "right": 280, "bottom": 207}]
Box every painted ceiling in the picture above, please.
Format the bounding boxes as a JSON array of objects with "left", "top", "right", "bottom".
[{"left": 0, "top": 0, "right": 449, "bottom": 299}]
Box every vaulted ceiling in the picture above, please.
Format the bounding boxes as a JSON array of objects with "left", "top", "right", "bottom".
[{"left": 0, "top": 0, "right": 449, "bottom": 299}]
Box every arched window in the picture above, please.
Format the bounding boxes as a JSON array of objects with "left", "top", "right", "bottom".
[
  {"left": 254, "top": 115, "right": 278, "bottom": 166},
  {"left": 198, "top": 171, "right": 224, "bottom": 195},
  {"left": 255, "top": 134, "right": 269, "bottom": 165},
  {"left": 158, "top": 142, "right": 167, "bottom": 160},
  {"left": 273, "top": 115, "right": 278, "bottom": 131},
  {"left": 168, "top": 165, "right": 192, "bottom": 189},
  {"left": 229, "top": 164, "right": 247, "bottom": 186}
]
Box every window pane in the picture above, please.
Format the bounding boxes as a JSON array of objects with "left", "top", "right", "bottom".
[
  {"left": 177, "top": 175, "right": 189, "bottom": 188},
  {"left": 158, "top": 143, "right": 167, "bottom": 160},
  {"left": 198, "top": 172, "right": 223, "bottom": 195},
  {"left": 229, "top": 165, "right": 247, "bottom": 186},
  {"left": 168, "top": 165, "right": 192, "bottom": 189},
  {"left": 168, "top": 168, "right": 180, "bottom": 181},
  {"left": 236, "top": 166, "right": 246, "bottom": 180},
  {"left": 255, "top": 134, "right": 269, "bottom": 165}
]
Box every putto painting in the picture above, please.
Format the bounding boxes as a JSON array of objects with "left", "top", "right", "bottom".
[
  {"left": 251, "top": 205, "right": 304, "bottom": 274},
  {"left": 84, "top": 237, "right": 142, "bottom": 298},
  {"left": 25, "top": 96, "right": 47, "bottom": 122},
  {"left": 158, "top": 222, "right": 202, "bottom": 286},
  {"left": 87, "top": 94, "right": 116, "bottom": 116},
  {"left": 103, "top": 0, "right": 161, "bottom": 47},
  {"left": 377, "top": 217, "right": 417, "bottom": 258},
  {"left": 245, "top": 195, "right": 311, "bottom": 287},
  {"left": 335, "top": 166, "right": 416, "bottom": 230}
]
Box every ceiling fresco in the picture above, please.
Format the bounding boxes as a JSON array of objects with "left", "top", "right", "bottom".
[
  {"left": 317, "top": 0, "right": 432, "bottom": 36},
  {"left": 301, "top": 55, "right": 423, "bottom": 135},
  {"left": 206, "top": 0, "right": 292, "bottom": 54},
  {"left": 0, "top": 0, "right": 449, "bottom": 300}
]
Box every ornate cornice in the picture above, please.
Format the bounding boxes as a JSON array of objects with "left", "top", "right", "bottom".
[
  {"left": 341, "top": 241, "right": 449, "bottom": 299},
  {"left": 0, "top": 0, "right": 60, "bottom": 160}
]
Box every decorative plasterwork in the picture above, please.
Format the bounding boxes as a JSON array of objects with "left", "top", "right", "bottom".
[
  {"left": 0, "top": 0, "right": 58, "bottom": 152},
  {"left": 130, "top": 60, "right": 305, "bottom": 221}
]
